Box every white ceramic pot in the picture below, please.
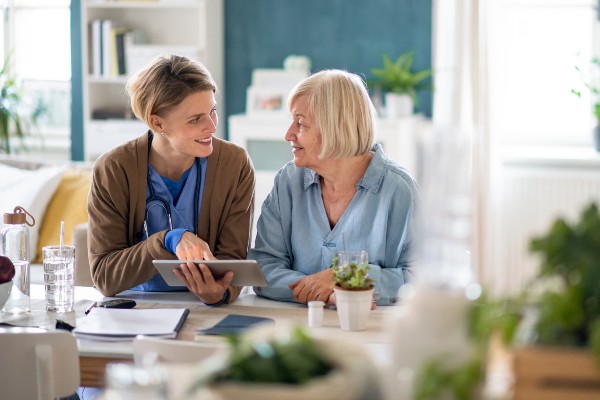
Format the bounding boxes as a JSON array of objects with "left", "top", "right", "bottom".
[
  {"left": 385, "top": 93, "right": 413, "bottom": 119},
  {"left": 334, "top": 286, "right": 374, "bottom": 331}
]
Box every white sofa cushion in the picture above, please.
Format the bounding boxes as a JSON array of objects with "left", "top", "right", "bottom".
[{"left": 0, "top": 163, "right": 66, "bottom": 261}]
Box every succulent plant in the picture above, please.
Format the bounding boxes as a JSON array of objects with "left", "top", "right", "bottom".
[{"left": 331, "top": 255, "right": 373, "bottom": 290}]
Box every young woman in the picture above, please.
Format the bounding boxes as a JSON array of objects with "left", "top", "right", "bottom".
[{"left": 88, "top": 55, "right": 255, "bottom": 305}]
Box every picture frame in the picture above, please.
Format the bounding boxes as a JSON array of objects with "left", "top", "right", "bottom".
[
  {"left": 246, "top": 86, "right": 290, "bottom": 115},
  {"left": 245, "top": 68, "right": 308, "bottom": 115}
]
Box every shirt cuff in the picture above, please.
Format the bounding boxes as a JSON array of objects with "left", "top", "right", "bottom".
[
  {"left": 164, "top": 228, "right": 188, "bottom": 254},
  {"left": 204, "top": 290, "right": 229, "bottom": 306}
]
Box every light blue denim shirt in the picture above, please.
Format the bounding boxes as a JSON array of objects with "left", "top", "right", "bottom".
[{"left": 249, "top": 144, "right": 419, "bottom": 306}]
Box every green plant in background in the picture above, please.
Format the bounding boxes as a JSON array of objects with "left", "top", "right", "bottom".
[
  {"left": 572, "top": 57, "right": 600, "bottom": 124},
  {"left": 370, "top": 51, "right": 432, "bottom": 104},
  {"left": 412, "top": 202, "right": 600, "bottom": 399},
  {"left": 0, "top": 58, "right": 44, "bottom": 154},
  {"left": 331, "top": 255, "right": 373, "bottom": 290},
  {"left": 529, "top": 202, "right": 600, "bottom": 351}
]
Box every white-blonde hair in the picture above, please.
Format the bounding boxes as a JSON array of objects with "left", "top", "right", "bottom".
[{"left": 287, "top": 69, "right": 376, "bottom": 159}]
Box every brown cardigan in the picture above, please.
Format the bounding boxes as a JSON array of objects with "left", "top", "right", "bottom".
[{"left": 87, "top": 132, "right": 255, "bottom": 301}]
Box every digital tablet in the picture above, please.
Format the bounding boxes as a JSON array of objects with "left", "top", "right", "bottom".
[{"left": 153, "top": 260, "right": 268, "bottom": 287}]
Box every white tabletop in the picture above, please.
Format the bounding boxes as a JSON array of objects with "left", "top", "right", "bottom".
[{"left": 3, "top": 284, "right": 396, "bottom": 364}]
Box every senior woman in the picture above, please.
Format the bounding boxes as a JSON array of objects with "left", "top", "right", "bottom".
[
  {"left": 88, "top": 54, "right": 255, "bottom": 305},
  {"left": 249, "top": 69, "right": 418, "bottom": 307}
]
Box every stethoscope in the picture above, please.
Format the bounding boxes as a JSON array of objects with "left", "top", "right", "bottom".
[{"left": 142, "top": 136, "right": 202, "bottom": 239}]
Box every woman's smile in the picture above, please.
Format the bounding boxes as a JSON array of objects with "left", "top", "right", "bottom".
[{"left": 195, "top": 137, "right": 212, "bottom": 146}]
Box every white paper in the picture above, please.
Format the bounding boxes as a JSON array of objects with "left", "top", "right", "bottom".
[{"left": 73, "top": 308, "right": 188, "bottom": 341}]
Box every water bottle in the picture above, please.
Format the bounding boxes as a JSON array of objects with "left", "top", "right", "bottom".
[{"left": 1, "top": 206, "right": 35, "bottom": 314}]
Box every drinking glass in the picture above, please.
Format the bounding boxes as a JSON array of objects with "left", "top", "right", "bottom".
[
  {"left": 337, "top": 250, "right": 368, "bottom": 268},
  {"left": 42, "top": 245, "right": 75, "bottom": 312}
]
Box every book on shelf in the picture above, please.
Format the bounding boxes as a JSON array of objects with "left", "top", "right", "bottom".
[
  {"left": 91, "top": 19, "right": 103, "bottom": 77},
  {"left": 89, "top": 19, "right": 202, "bottom": 78},
  {"left": 90, "top": 19, "right": 135, "bottom": 77},
  {"left": 73, "top": 307, "right": 190, "bottom": 341},
  {"left": 110, "top": 27, "right": 133, "bottom": 76},
  {"left": 101, "top": 19, "right": 112, "bottom": 77}
]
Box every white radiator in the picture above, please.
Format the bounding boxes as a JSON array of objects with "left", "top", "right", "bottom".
[{"left": 490, "top": 166, "right": 600, "bottom": 295}]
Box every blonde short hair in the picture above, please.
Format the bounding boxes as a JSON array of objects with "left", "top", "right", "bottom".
[
  {"left": 126, "top": 54, "right": 217, "bottom": 126},
  {"left": 287, "top": 69, "right": 376, "bottom": 159}
]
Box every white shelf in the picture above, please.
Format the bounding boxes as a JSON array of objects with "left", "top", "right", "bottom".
[{"left": 80, "top": 0, "right": 224, "bottom": 161}]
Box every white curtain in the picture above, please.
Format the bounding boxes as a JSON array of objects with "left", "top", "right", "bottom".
[{"left": 431, "top": 0, "right": 496, "bottom": 290}]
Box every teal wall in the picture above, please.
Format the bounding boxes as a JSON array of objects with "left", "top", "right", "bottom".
[
  {"left": 70, "top": 0, "right": 83, "bottom": 161},
  {"left": 224, "top": 0, "right": 433, "bottom": 132}
]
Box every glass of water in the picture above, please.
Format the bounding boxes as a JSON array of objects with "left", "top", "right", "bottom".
[{"left": 42, "top": 245, "right": 75, "bottom": 312}]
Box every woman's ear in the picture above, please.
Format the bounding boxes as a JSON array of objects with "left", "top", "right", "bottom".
[{"left": 149, "top": 114, "right": 163, "bottom": 133}]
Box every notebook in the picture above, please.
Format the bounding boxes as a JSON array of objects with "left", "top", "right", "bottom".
[
  {"left": 197, "top": 314, "right": 274, "bottom": 336},
  {"left": 73, "top": 308, "right": 189, "bottom": 341}
]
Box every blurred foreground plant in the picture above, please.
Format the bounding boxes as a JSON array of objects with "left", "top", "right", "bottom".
[{"left": 413, "top": 202, "right": 600, "bottom": 399}]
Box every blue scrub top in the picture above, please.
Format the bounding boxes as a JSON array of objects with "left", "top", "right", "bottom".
[{"left": 132, "top": 158, "right": 207, "bottom": 292}]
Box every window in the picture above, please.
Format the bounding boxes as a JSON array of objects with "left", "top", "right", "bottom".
[
  {"left": 1, "top": 0, "right": 71, "bottom": 156},
  {"left": 489, "top": 0, "right": 597, "bottom": 147}
]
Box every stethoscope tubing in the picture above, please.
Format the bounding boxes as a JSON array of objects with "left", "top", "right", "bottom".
[{"left": 143, "top": 158, "right": 201, "bottom": 239}]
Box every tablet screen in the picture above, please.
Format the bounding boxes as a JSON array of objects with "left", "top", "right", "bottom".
[{"left": 153, "top": 260, "right": 268, "bottom": 287}]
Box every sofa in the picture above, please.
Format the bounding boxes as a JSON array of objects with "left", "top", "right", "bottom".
[{"left": 0, "top": 155, "right": 93, "bottom": 286}]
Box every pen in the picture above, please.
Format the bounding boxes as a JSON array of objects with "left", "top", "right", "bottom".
[{"left": 84, "top": 301, "right": 97, "bottom": 315}]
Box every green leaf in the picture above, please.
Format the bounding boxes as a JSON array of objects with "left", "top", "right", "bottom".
[
  {"left": 332, "top": 259, "right": 373, "bottom": 289},
  {"left": 207, "top": 326, "right": 334, "bottom": 386},
  {"left": 589, "top": 318, "right": 600, "bottom": 366},
  {"left": 369, "top": 50, "right": 432, "bottom": 98}
]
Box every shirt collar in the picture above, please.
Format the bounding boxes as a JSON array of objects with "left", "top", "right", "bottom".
[{"left": 302, "top": 143, "right": 387, "bottom": 193}]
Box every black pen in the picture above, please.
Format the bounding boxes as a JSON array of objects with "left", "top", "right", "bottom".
[{"left": 84, "top": 301, "right": 97, "bottom": 315}]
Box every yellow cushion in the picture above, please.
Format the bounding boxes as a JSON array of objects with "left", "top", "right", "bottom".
[{"left": 35, "top": 169, "right": 92, "bottom": 263}]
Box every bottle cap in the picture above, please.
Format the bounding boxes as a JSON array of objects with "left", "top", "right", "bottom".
[{"left": 3, "top": 206, "right": 35, "bottom": 226}]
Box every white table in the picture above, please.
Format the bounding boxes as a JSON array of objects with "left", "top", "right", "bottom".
[{"left": 1, "top": 284, "right": 397, "bottom": 388}]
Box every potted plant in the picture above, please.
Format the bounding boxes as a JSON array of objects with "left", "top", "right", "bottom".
[
  {"left": 411, "top": 202, "right": 600, "bottom": 399},
  {"left": 573, "top": 57, "right": 600, "bottom": 152},
  {"left": 370, "top": 51, "right": 432, "bottom": 119},
  {"left": 331, "top": 251, "right": 374, "bottom": 331},
  {"left": 0, "top": 58, "right": 44, "bottom": 154},
  {"left": 187, "top": 324, "right": 380, "bottom": 400}
]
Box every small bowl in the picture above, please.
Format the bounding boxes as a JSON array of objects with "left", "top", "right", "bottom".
[{"left": 0, "top": 280, "right": 13, "bottom": 310}]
